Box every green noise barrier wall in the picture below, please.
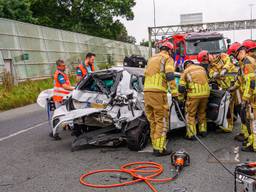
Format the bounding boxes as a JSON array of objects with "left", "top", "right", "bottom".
[{"left": 0, "top": 18, "right": 150, "bottom": 81}]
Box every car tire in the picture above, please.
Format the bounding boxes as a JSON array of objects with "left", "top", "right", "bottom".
[
  {"left": 126, "top": 118, "right": 149, "bottom": 151},
  {"left": 71, "top": 124, "right": 84, "bottom": 137}
]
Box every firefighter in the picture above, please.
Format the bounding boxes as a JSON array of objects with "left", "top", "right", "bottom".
[
  {"left": 209, "top": 53, "right": 238, "bottom": 132},
  {"left": 233, "top": 43, "right": 256, "bottom": 152},
  {"left": 144, "top": 41, "right": 178, "bottom": 156},
  {"left": 178, "top": 60, "right": 210, "bottom": 139},
  {"left": 76, "top": 52, "right": 96, "bottom": 82},
  {"left": 242, "top": 40, "right": 256, "bottom": 60},
  {"left": 227, "top": 42, "right": 241, "bottom": 67},
  {"left": 208, "top": 54, "right": 223, "bottom": 89},
  {"left": 52, "top": 59, "right": 74, "bottom": 139},
  {"left": 227, "top": 42, "right": 250, "bottom": 142},
  {"left": 197, "top": 50, "right": 210, "bottom": 75}
]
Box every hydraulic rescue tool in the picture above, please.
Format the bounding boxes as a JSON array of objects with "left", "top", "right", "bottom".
[
  {"left": 171, "top": 149, "right": 190, "bottom": 172},
  {"left": 80, "top": 151, "right": 190, "bottom": 192}
]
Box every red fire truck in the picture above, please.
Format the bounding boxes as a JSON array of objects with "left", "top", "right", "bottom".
[{"left": 157, "top": 31, "right": 231, "bottom": 70}]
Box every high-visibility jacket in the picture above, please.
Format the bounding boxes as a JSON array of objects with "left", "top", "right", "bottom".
[
  {"left": 221, "top": 54, "right": 239, "bottom": 89},
  {"left": 249, "top": 52, "right": 256, "bottom": 60},
  {"left": 235, "top": 56, "right": 256, "bottom": 102},
  {"left": 53, "top": 70, "right": 71, "bottom": 102},
  {"left": 179, "top": 64, "right": 210, "bottom": 98},
  {"left": 144, "top": 51, "right": 177, "bottom": 95},
  {"left": 76, "top": 62, "right": 95, "bottom": 78},
  {"left": 209, "top": 53, "right": 238, "bottom": 89}
]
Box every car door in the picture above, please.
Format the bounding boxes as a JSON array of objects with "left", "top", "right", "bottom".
[
  {"left": 207, "top": 89, "right": 231, "bottom": 128},
  {"left": 168, "top": 72, "right": 186, "bottom": 130}
]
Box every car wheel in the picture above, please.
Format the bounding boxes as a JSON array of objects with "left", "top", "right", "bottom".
[
  {"left": 126, "top": 118, "right": 149, "bottom": 151},
  {"left": 71, "top": 124, "right": 83, "bottom": 137}
]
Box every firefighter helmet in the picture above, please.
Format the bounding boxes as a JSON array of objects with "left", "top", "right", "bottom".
[
  {"left": 197, "top": 50, "right": 209, "bottom": 63},
  {"left": 242, "top": 39, "right": 256, "bottom": 52},
  {"left": 227, "top": 42, "right": 243, "bottom": 56},
  {"left": 160, "top": 41, "right": 174, "bottom": 51}
]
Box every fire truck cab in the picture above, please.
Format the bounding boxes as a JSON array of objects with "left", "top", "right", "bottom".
[{"left": 158, "top": 31, "right": 230, "bottom": 70}]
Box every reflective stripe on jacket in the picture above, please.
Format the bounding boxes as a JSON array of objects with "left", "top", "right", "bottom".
[
  {"left": 144, "top": 51, "right": 177, "bottom": 95},
  {"left": 239, "top": 56, "right": 256, "bottom": 101},
  {"left": 53, "top": 70, "right": 71, "bottom": 102},
  {"left": 76, "top": 62, "right": 94, "bottom": 77},
  {"left": 179, "top": 64, "right": 210, "bottom": 98},
  {"left": 209, "top": 54, "right": 238, "bottom": 89}
]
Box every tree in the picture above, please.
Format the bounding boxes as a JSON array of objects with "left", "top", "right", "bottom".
[
  {"left": 0, "top": 0, "right": 35, "bottom": 23},
  {"left": 0, "top": 0, "right": 136, "bottom": 43},
  {"left": 29, "top": 0, "right": 136, "bottom": 41},
  {"left": 140, "top": 39, "right": 156, "bottom": 47}
]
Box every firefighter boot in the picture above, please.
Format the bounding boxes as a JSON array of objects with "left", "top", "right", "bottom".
[
  {"left": 241, "top": 134, "right": 256, "bottom": 152},
  {"left": 234, "top": 124, "right": 249, "bottom": 142},
  {"left": 186, "top": 124, "right": 197, "bottom": 140},
  {"left": 199, "top": 122, "right": 207, "bottom": 137},
  {"left": 152, "top": 136, "right": 172, "bottom": 157}
]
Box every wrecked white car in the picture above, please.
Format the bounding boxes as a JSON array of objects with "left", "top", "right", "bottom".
[{"left": 37, "top": 67, "right": 230, "bottom": 151}]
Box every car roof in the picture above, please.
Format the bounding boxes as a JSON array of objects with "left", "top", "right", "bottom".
[
  {"left": 124, "top": 67, "right": 144, "bottom": 76},
  {"left": 92, "top": 66, "right": 145, "bottom": 76}
]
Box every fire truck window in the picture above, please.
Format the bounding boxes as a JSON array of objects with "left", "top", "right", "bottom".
[{"left": 186, "top": 39, "right": 226, "bottom": 55}]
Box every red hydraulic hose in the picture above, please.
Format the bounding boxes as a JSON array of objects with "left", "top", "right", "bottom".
[{"left": 80, "top": 161, "right": 179, "bottom": 192}]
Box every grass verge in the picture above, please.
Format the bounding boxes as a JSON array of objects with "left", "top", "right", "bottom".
[
  {"left": 0, "top": 79, "right": 53, "bottom": 111},
  {"left": 0, "top": 76, "right": 75, "bottom": 111}
]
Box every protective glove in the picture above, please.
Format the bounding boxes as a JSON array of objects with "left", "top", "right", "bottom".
[
  {"left": 220, "top": 69, "right": 227, "bottom": 77},
  {"left": 212, "top": 71, "right": 219, "bottom": 78}
]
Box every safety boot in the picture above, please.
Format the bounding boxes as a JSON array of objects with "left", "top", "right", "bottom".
[
  {"left": 199, "top": 122, "right": 207, "bottom": 136},
  {"left": 186, "top": 124, "right": 197, "bottom": 140},
  {"left": 152, "top": 136, "right": 171, "bottom": 156},
  {"left": 199, "top": 132, "right": 207, "bottom": 138},
  {"left": 240, "top": 124, "right": 249, "bottom": 140},
  {"left": 241, "top": 145, "right": 256, "bottom": 152},
  {"left": 216, "top": 126, "right": 232, "bottom": 133},
  {"left": 185, "top": 135, "right": 196, "bottom": 140},
  {"left": 221, "top": 128, "right": 232, "bottom": 133},
  {"left": 153, "top": 146, "right": 172, "bottom": 157},
  {"left": 241, "top": 135, "right": 256, "bottom": 152},
  {"left": 234, "top": 133, "right": 247, "bottom": 142}
]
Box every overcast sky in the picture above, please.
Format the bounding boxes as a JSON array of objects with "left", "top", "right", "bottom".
[{"left": 122, "top": 0, "right": 256, "bottom": 44}]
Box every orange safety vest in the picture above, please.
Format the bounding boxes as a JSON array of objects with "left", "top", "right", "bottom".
[
  {"left": 76, "top": 62, "right": 95, "bottom": 77},
  {"left": 53, "top": 70, "right": 71, "bottom": 102}
]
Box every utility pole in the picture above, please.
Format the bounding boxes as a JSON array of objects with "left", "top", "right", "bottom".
[
  {"left": 148, "top": 27, "right": 152, "bottom": 57},
  {"left": 153, "top": 0, "right": 156, "bottom": 27},
  {"left": 149, "top": 0, "right": 156, "bottom": 57},
  {"left": 249, "top": 3, "right": 254, "bottom": 39}
]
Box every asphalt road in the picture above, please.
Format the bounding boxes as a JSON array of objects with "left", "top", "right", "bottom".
[{"left": 0, "top": 104, "right": 255, "bottom": 192}]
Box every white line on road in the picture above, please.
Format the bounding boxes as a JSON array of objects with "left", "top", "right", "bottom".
[{"left": 0, "top": 121, "right": 48, "bottom": 142}]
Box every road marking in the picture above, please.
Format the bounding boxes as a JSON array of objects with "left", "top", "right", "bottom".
[
  {"left": 0, "top": 121, "right": 48, "bottom": 142},
  {"left": 234, "top": 146, "right": 240, "bottom": 162}
]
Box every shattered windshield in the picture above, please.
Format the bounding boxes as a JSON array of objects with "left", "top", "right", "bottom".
[{"left": 185, "top": 39, "right": 226, "bottom": 55}]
